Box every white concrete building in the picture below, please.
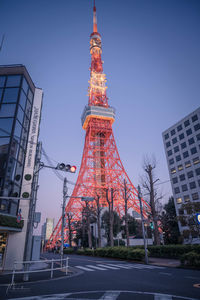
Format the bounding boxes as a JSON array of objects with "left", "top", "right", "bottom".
[{"left": 162, "top": 107, "right": 200, "bottom": 243}]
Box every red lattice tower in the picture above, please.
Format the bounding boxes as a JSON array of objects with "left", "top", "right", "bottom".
[{"left": 46, "top": 2, "right": 150, "bottom": 249}]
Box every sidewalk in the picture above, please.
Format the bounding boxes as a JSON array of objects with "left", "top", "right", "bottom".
[{"left": 148, "top": 257, "right": 180, "bottom": 267}]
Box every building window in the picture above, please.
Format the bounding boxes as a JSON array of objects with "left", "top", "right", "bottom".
[
  {"left": 191, "top": 147, "right": 197, "bottom": 155},
  {"left": 169, "top": 158, "right": 174, "bottom": 165},
  {"left": 179, "top": 133, "right": 184, "bottom": 140},
  {"left": 6, "top": 75, "right": 21, "bottom": 87},
  {"left": 188, "top": 137, "right": 195, "bottom": 145},
  {"left": 189, "top": 181, "right": 196, "bottom": 189},
  {"left": 198, "top": 180, "right": 200, "bottom": 187},
  {"left": 192, "top": 193, "right": 199, "bottom": 200},
  {"left": 182, "top": 184, "right": 188, "bottom": 192},
  {"left": 166, "top": 141, "right": 171, "bottom": 148},
  {"left": 176, "top": 197, "right": 182, "bottom": 204},
  {"left": 174, "top": 187, "right": 180, "bottom": 194},
  {"left": 179, "top": 174, "right": 185, "bottom": 181},
  {"left": 195, "top": 168, "right": 200, "bottom": 176},
  {"left": 172, "top": 177, "right": 178, "bottom": 184},
  {"left": 174, "top": 146, "right": 179, "bottom": 153},
  {"left": 193, "top": 157, "right": 200, "bottom": 165},
  {"left": 3, "top": 88, "right": 19, "bottom": 103},
  {"left": 171, "top": 167, "right": 176, "bottom": 174},
  {"left": 196, "top": 133, "right": 200, "bottom": 141},
  {"left": 183, "top": 151, "right": 189, "bottom": 158},
  {"left": 167, "top": 150, "right": 172, "bottom": 156},
  {"left": 192, "top": 114, "right": 198, "bottom": 122},
  {"left": 185, "top": 161, "right": 191, "bottom": 168},
  {"left": 0, "top": 118, "right": 14, "bottom": 136},
  {"left": 184, "top": 195, "right": 190, "bottom": 202},
  {"left": 0, "top": 76, "right": 6, "bottom": 87},
  {"left": 172, "top": 137, "right": 177, "bottom": 144},
  {"left": 176, "top": 155, "right": 181, "bottom": 162},
  {"left": 181, "top": 142, "right": 187, "bottom": 149},
  {"left": 177, "top": 124, "right": 182, "bottom": 132},
  {"left": 187, "top": 171, "right": 194, "bottom": 178},
  {"left": 171, "top": 129, "right": 176, "bottom": 136},
  {"left": 178, "top": 165, "right": 183, "bottom": 171},
  {"left": 194, "top": 123, "right": 200, "bottom": 131},
  {"left": 164, "top": 133, "right": 169, "bottom": 140},
  {"left": 186, "top": 128, "right": 192, "bottom": 136},
  {"left": 184, "top": 120, "right": 190, "bottom": 127}
]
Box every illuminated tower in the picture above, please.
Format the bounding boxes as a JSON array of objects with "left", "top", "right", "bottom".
[{"left": 46, "top": 2, "right": 150, "bottom": 248}]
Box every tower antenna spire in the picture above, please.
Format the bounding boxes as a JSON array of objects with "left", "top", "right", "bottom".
[{"left": 93, "top": 0, "right": 97, "bottom": 33}]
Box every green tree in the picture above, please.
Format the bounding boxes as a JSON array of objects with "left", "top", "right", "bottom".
[
  {"left": 121, "top": 214, "right": 137, "bottom": 238},
  {"left": 161, "top": 196, "right": 181, "bottom": 244}
]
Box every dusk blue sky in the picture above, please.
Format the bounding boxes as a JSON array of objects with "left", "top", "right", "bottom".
[{"left": 1, "top": 0, "right": 200, "bottom": 229}]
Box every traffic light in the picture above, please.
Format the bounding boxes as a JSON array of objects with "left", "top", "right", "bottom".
[
  {"left": 56, "top": 163, "right": 76, "bottom": 173},
  {"left": 150, "top": 221, "right": 154, "bottom": 230}
]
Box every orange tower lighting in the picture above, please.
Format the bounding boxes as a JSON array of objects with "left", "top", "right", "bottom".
[{"left": 46, "top": 1, "right": 150, "bottom": 249}]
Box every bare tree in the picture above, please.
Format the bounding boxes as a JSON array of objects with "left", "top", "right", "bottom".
[
  {"left": 95, "top": 194, "right": 102, "bottom": 248},
  {"left": 123, "top": 179, "right": 130, "bottom": 247},
  {"left": 141, "top": 155, "right": 162, "bottom": 245},
  {"left": 66, "top": 212, "right": 73, "bottom": 247},
  {"left": 106, "top": 188, "right": 114, "bottom": 247}
]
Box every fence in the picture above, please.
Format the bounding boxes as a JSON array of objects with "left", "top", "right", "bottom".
[{"left": 10, "top": 257, "right": 69, "bottom": 288}]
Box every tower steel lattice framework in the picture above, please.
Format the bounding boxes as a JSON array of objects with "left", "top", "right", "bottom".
[{"left": 46, "top": 2, "right": 150, "bottom": 249}]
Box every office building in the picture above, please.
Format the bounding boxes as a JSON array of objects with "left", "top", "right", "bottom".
[
  {"left": 162, "top": 107, "right": 200, "bottom": 243},
  {"left": 0, "top": 65, "right": 43, "bottom": 269}
]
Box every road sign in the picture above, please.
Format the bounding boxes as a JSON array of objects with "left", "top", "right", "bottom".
[{"left": 196, "top": 213, "right": 200, "bottom": 224}]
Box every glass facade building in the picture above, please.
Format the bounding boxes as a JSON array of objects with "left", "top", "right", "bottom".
[{"left": 0, "top": 65, "right": 35, "bottom": 216}]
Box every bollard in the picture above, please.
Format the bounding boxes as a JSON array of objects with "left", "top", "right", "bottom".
[
  {"left": 50, "top": 259, "right": 54, "bottom": 278},
  {"left": 11, "top": 261, "right": 16, "bottom": 287},
  {"left": 65, "top": 257, "right": 69, "bottom": 275}
]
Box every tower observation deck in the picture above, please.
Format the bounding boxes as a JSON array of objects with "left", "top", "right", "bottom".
[{"left": 46, "top": 1, "right": 150, "bottom": 250}]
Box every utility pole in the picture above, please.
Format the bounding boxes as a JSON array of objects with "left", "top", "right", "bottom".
[
  {"left": 138, "top": 185, "right": 148, "bottom": 265},
  {"left": 61, "top": 178, "right": 67, "bottom": 262}
]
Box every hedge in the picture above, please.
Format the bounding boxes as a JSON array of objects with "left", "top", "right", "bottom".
[
  {"left": 63, "top": 248, "right": 74, "bottom": 254},
  {"left": 131, "top": 245, "right": 200, "bottom": 259},
  {"left": 180, "top": 251, "right": 200, "bottom": 268},
  {"left": 76, "top": 247, "right": 145, "bottom": 262}
]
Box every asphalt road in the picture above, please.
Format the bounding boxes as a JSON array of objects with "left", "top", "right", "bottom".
[{"left": 0, "top": 253, "right": 200, "bottom": 300}]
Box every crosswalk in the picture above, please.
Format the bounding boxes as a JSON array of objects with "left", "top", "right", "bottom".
[{"left": 75, "top": 263, "right": 165, "bottom": 272}]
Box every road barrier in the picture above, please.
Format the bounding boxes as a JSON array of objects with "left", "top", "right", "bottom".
[{"left": 9, "top": 257, "right": 69, "bottom": 290}]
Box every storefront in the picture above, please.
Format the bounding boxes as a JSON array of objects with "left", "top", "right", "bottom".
[{"left": 0, "top": 232, "right": 8, "bottom": 269}]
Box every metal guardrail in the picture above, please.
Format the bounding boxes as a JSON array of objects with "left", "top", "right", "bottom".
[{"left": 10, "top": 257, "right": 69, "bottom": 288}]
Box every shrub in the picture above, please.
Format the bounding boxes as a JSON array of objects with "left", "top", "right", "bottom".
[
  {"left": 127, "top": 249, "right": 145, "bottom": 261},
  {"left": 63, "top": 248, "right": 74, "bottom": 254},
  {"left": 180, "top": 251, "right": 200, "bottom": 268}
]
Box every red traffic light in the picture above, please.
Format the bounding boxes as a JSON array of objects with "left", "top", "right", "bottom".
[{"left": 70, "top": 165, "right": 76, "bottom": 173}]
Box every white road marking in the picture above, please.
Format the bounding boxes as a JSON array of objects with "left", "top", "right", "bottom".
[
  {"left": 86, "top": 264, "right": 108, "bottom": 270},
  {"left": 159, "top": 272, "right": 172, "bottom": 276},
  {"left": 107, "top": 264, "right": 132, "bottom": 269},
  {"left": 154, "top": 294, "right": 172, "bottom": 299},
  {"left": 97, "top": 264, "right": 120, "bottom": 270},
  {"left": 75, "top": 265, "right": 94, "bottom": 271},
  {"left": 100, "top": 291, "right": 121, "bottom": 299}
]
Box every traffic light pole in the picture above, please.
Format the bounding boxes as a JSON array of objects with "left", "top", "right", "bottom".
[
  {"left": 61, "top": 178, "right": 67, "bottom": 264},
  {"left": 138, "top": 185, "right": 148, "bottom": 265}
]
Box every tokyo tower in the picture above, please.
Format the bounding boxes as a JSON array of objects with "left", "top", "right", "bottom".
[{"left": 46, "top": 2, "right": 150, "bottom": 249}]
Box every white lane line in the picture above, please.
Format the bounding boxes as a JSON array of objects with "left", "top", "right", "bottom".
[
  {"left": 75, "top": 265, "right": 94, "bottom": 271},
  {"left": 159, "top": 272, "right": 172, "bottom": 276},
  {"left": 107, "top": 264, "right": 132, "bottom": 269},
  {"left": 100, "top": 291, "right": 121, "bottom": 299},
  {"left": 97, "top": 264, "right": 120, "bottom": 270},
  {"left": 86, "top": 264, "right": 108, "bottom": 271},
  {"left": 154, "top": 294, "right": 172, "bottom": 299}
]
